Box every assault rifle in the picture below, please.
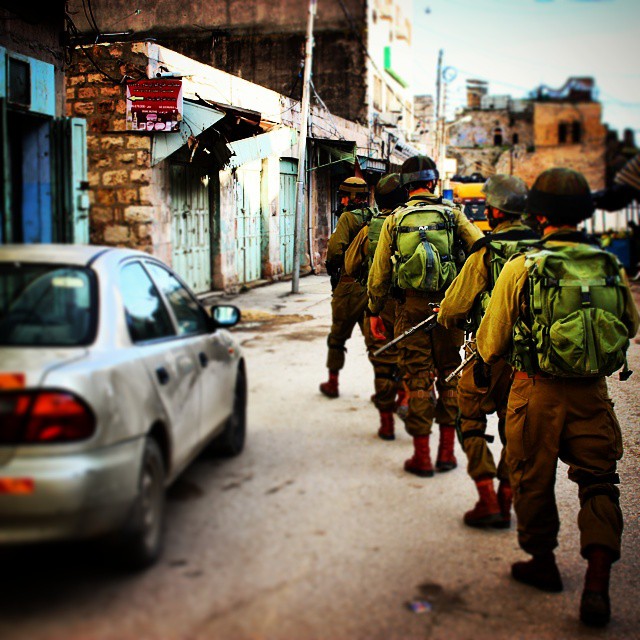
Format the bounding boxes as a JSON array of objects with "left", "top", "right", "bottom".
[
  {"left": 444, "top": 339, "right": 477, "bottom": 382},
  {"left": 372, "top": 304, "right": 439, "bottom": 357}
]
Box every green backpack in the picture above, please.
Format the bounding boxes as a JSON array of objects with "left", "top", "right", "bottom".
[
  {"left": 392, "top": 202, "right": 458, "bottom": 292},
  {"left": 367, "top": 210, "right": 390, "bottom": 268},
  {"left": 349, "top": 206, "right": 375, "bottom": 228},
  {"left": 470, "top": 228, "right": 540, "bottom": 330},
  {"left": 511, "top": 243, "right": 631, "bottom": 378}
]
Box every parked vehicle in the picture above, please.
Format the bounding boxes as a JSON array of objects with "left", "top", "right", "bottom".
[
  {"left": 0, "top": 245, "right": 246, "bottom": 568},
  {"left": 451, "top": 178, "right": 491, "bottom": 232}
]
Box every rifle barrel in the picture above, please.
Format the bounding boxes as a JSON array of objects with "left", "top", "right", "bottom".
[{"left": 372, "top": 312, "right": 437, "bottom": 357}]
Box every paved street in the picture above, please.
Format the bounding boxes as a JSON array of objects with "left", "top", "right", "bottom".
[{"left": 1, "top": 274, "right": 639, "bottom": 640}]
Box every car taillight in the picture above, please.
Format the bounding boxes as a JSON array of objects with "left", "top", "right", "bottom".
[{"left": 0, "top": 391, "right": 95, "bottom": 444}]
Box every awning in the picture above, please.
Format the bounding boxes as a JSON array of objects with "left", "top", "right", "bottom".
[
  {"left": 357, "top": 155, "right": 388, "bottom": 174},
  {"left": 310, "top": 139, "right": 357, "bottom": 171},
  {"left": 151, "top": 99, "right": 225, "bottom": 165},
  {"left": 226, "top": 127, "right": 298, "bottom": 169}
]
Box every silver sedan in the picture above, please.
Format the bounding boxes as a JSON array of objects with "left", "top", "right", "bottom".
[{"left": 0, "top": 245, "right": 246, "bottom": 568}]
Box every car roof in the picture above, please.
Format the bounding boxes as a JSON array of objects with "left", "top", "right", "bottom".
[{"left": 0, "top": 244, "right": 147, "bottom": 267}]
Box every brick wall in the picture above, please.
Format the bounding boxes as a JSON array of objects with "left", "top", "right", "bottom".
[{"left": 66, "top": 43, "right": 171, "bottom": 258}]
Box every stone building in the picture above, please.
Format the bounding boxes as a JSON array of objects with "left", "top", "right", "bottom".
[
  {"left": 67, "top": 0, "right": 421, "bottom": 165},
  {"left": 446, "top": 77, "right": 606, "bottom": 189},
  {"left": 66, "top": 41, "right": 372, "bottom": 292}
]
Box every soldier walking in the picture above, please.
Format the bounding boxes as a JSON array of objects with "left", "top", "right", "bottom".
[
  {"left": 320, "top": 177, "right": 373, "bottom": 398},
  {"left": 438, "top": 175, "right": 538, "bottom": 527},
  {"left": 343, "top": 173, "right": 407, "bottom": 439},
  {"left": 367, "top": 156, "right": 483, "bottom": 476},
  {"left": 477, "top": 168, "right": 639, "bottom": 627}
]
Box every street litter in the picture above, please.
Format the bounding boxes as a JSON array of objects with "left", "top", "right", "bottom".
[{"left": 406, "top": 599, "right": 433, "bottom": 614}]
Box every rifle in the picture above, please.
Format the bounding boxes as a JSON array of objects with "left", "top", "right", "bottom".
[
  {"left": 372, "top": 305, "right": 439, "bottom": 357},
  {"left": 444, "top": 339, "right": 477, "bottom": 383}
]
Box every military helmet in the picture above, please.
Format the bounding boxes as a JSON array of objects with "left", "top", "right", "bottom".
[
  {"left": 526, "top": 167, "right": 594, "bottom": 224},
  {"left": 338, "top": 176, "right": 368, "bottom": 197},
  {"left": 375, "top": 173, "right": 406, "bottom": 210},
  {"left": 482, "top": 174, "right": 528, "bottom": 215},
  {"left": 399, "top": 155, "right": 439, "bottom": 187}
]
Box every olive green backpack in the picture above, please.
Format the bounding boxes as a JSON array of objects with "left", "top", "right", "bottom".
[
  {"left": 392, "top": 202, "right": 458, "bottom": 292},
  {"left": 470, "top": 228, "right": 540, "bottom": 330},
  {"left": 511, "top": 243, "right": 631, "bottom": 378},
  {"left": 367, "top": 210, "right": 390, "bottom": 268}
]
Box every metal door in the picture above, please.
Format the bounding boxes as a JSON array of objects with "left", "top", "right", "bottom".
[
  {"left": 235, "top": 161, "right": 262, "bottom": 284},
  {"left": 279, "top": 159, "right": 297, "bottom": 274},
  {"left": 170, "top": 164, "right": 212, "bottom": 293}
]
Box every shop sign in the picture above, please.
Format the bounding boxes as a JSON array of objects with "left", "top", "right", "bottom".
[{"left": 126, "top": 79, "right": 183, "bottom": 132}]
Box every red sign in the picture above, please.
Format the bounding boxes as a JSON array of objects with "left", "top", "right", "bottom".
[{"left": 126, "top": 79, "right": 183, "bottom": 132}]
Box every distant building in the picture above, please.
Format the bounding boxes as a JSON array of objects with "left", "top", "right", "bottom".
[{"left": 446, "top": 77, "right": 607, "bottom": 189}]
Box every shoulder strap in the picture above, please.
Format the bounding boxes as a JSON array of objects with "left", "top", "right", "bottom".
[{"left": 469, "top": 229, "right": 540, "bottom": 255}]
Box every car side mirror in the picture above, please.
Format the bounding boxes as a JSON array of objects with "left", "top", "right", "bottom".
[{"left": 210, "top": 304, "right": 241, "bottom": 329}]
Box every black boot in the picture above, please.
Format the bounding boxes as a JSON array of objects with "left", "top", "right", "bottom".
[
  {"left": 580, "top": 546, "right": 614, "bottom": 627},
  {"left": 511, "top": 552, "right": 563, "bottom": 593}
]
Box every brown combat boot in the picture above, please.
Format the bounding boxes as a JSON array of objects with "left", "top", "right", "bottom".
[
  {"left": 512, "top": 552, "right": 563, "bottom": 592},
  {"left": 494, "top": 481, "right": 513, "bottom": 529},
  {"left": 377, "top": 411, "right": 395, "bottom": 441},
  {"left": 404, "top": 435, "right": 434, "bottom": 477},
  {"left": 435, "top": 425, "right": 457, "bottom": 472},
  {"left": 463, "top": 477, "right": 502, "bottom": 527},
  {"left": 580, "top": 545, "right": 614, "bottom": 627},
  {"left": 319, "top": 370, "right": 339, "bottom": 398}
]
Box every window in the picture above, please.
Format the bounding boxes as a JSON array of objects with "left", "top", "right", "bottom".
[
  {"left": 0, "top": 264, "right": 95, "bottom": 346},
  {"left": 572, "top": 121, "right": 582, "bottom": 143},
  {"left": 120, "top": 262, "right": 175, "bottom": 343},
  {"left": 145, "top": 263, "right": 210, "bottom": 336},
  {"left": 512, "top": 133, "right": 519, "bottom": 145},
  {"left": 558, "top": 122, "right": 568, "bottom": 144},
  {"left": 493, "top": 127, "right": 503, "bottom": 146}
]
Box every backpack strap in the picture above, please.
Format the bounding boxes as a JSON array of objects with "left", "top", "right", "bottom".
[
  {"left": 469, "top": 229, "right": 540, "bottom": 255},
  {"left": 418, "top": 226, "right": 436, "bottom": 270}
]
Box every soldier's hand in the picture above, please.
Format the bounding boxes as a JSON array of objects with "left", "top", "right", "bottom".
[
  {"left": 370, "top": 315, "right": 387, "bottom": 341},
  {"left": 473, "top": 357, "right": 491, "bottom": 388}
]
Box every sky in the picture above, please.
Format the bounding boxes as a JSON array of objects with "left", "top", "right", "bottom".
[{"left": 411, "top": 0, "right": 640, "bottom": 136}]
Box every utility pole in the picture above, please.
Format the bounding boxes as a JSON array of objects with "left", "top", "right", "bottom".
[
  {"left": 292, "top": 0, "right": 317, "bottom": 294},
  {"left": 434, "top": 49, "right": 443, "bottom": 171}
]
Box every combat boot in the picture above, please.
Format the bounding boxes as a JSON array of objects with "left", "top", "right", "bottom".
[
  {"left": 512, "top": 552, "right": 563, "bottom": 592},
  {"left": 463, "top": 477, "right": 501, "bottom": 527},
  {"left": 377, "top": 411, "right": 395, "bottom": 441},
  {"left": 319, "top": 370, "right": 339, "bottom": 398},
  {"left": 435, "top": 425, "right": 457, "bottom": 472},
  {"left": 404, "top": 435, "right": 434, "bottom": 477},
  {"left": 494, "top": 481, "right": 513, "bottom": 529},
  {"left": 580, "top": 545, "right": 614, "bottom": 627},
  {"left": 395, "top": 385, "right": 409, "bottom": 421}
]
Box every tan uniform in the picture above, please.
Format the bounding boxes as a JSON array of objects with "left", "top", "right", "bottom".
[
  {"left": 477, "top": 231, "right": 640, "bottom": 560},
  {"left": 368, "top": 195, "right": 483, "bottom": 437},
  {"left": 439, "top": 220, "right": 534, "bottom": 481},
  {"left": 345, "top": 216, "right": 399, "bottom": 412},
  {"left": 325, "top": 208, "right": 370, "bottom": 371}
]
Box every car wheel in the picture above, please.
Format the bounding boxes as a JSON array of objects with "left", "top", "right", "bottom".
[
  {"left": 210, "top": 366, "right": 247, "bottom": 457},
  {"left": 119, "top": 437, "right": 166, "bottom": 570}
]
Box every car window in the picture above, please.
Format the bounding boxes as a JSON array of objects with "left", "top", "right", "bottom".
[
  {"left": 120, "top": 262, "right": 175, "bottom": 343},
  {"left": 144, "top": 262, "right": 210, "bottom": 336},
  {"left": 0, "top": 264, "right": 95, "bottom": 346}
]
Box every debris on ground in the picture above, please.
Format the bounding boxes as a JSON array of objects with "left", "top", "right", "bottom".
[{"left": 406, "top": 599, "right": 433, "bottom": 614}]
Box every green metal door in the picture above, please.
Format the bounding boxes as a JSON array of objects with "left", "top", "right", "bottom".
[
  {"left": 279, "top": 159, "right": 297, "bottom": 275},
  {"left": 235, "top": 161, "right": 262, "bottom": 284},
  {"left": 170, "top": 164, "right": 212, "bottom": 293}
]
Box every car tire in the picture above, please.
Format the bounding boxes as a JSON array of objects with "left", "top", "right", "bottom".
[
  {"left": 118, "top": 437, "right": 166, "bottom": 570},
  {"left": 210, "top": 366, "right": 247, "bottom": 458}
]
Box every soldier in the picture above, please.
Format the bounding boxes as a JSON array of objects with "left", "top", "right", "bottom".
[
  {"left": 343, "top": 173, "right": 408, "bottom": 439},
  {"left": 367, "top": 156, "right": 483, "bottom": 476},
  {"left": 438, "top": 175, "right": 538, "bottom": 527},
  {"left": 477, "top": 168, "right": 639, "bottom": 627},
  {"left": 320, "top": 177, "right": 373, "bottom": 398}
]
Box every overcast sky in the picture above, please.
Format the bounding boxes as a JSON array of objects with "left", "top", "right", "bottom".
[{"left": 411, "top": 0, "right": 640, "bottom": 137}]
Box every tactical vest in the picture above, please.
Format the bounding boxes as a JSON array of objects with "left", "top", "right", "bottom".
[
  {"left": 469, "top": 227, "right": 540, "bottom": 330},
  {"left": 510, "top": 241, "right": 631, "bottom": 378},
  {"left": 392, "top": 199, "right": 458, "bottom": 293}
]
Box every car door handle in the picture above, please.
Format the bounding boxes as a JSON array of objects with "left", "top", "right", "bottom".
[
  {"left": 156, "top": 366, "right": 170, "bottom": 385},
  {"left": 199, "top": 352, "right": 209, "bottom": 368}
]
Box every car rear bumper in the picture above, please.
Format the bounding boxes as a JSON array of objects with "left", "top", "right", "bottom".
[{"left": 0, "top": 437, "right": 145, "bottom": 543}]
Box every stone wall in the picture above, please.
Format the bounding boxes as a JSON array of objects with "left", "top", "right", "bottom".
[
  {"left": 66, "top": 43, "right": 172, "bottom": 260},
  {"left": 447, "top": 108, "right": 534, "bottom": 150}
]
